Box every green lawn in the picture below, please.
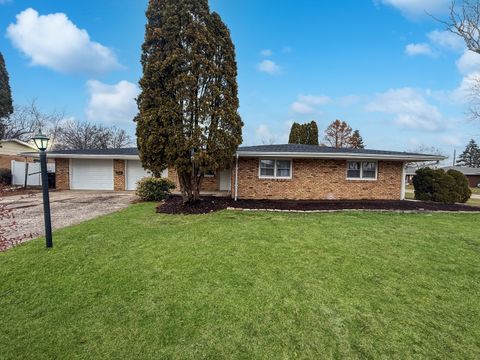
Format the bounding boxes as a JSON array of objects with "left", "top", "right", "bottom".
[
  {"left": 1, "top": 204, "right": 480, "bottom": 359},
  {"left": 471, "top": 187, "right": 480, "bottom": 195}
]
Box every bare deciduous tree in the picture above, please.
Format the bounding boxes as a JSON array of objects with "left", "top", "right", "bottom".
[
  {"left": 3, "top": 99, "right": 132, "bottom": 150},
  {"left": 323, "top": 120, "right": 353, "bottom": 148},
  {"left": 441, "top": 0, "right": 480, "bottom": 54},
  {"left": 54, "top": 120, "right": 132, "bottom": 150},
  {"left": 407, "top": 145, "right": 447, "bottom": 169},
  {"left": 2, "top": 100, "right": 64, "bottom": 143},
  {"left": 434, "top": 1, "right": 480, "bottom": 120}
]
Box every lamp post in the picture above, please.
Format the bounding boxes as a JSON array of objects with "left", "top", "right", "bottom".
[{"left": 32, "top": 132, "right": 53, "bottom": 249}]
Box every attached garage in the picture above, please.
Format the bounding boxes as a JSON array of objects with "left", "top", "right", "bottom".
[
  {"left": 126, "top": 160, "right": 150, "bottom": 191},
  {"left": 71, "top": 159, "right": 114, "bottom": 190}
]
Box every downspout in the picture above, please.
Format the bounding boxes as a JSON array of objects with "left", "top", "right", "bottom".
[
  {"left": 234, "top": 153, "right": 239, "bottom": 201},
  {"left": 401, "top": 162, "right": 407, "bottom": 201}
]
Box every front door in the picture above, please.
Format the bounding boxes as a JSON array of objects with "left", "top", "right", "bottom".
[{"left": 219, "top": 169, "right": 231, "bottom": 191}]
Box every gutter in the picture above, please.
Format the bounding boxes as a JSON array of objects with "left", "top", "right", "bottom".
[
  {"left": 236, "top": 151, "right": 446, "bottom": 162},
  {"left": 21, "top": 153, "right": 141, "bottom": 161}
]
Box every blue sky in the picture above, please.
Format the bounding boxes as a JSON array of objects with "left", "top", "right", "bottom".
[{"left": 0, "top": 0, "right": 479, "bottom": 158}]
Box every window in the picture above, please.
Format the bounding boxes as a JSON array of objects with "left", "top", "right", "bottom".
[
  {"left": 347, "top": 161, "right": 377, "bottom": 180},
  {"left": 259, "top": 159, "right": 292, "bottom": 179}
]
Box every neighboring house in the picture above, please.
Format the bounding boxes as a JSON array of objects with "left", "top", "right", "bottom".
[
  {"left": 406, "top": 165, "right": 480, "bottom": 188},
  {"left": 441, "top": 166, "right": 480, "bottom": 188},
  {"left": 0, "top": 139, "right": 38, "bottom": 170},
  {"left": 37, "top": 144, "right": 444, "bottom": 201}
]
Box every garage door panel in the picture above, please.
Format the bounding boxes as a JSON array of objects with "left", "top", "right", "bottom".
[
  {"left": 71, "top": 159, "right": 114, "bottom": 190},
  {"left": 127, "top": 161, "right": 150, "bottom": 191}
]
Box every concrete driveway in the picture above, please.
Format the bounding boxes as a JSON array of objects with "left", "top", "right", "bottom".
[{"left": 0, "top": 191, "right": 136, "bottom": 249}]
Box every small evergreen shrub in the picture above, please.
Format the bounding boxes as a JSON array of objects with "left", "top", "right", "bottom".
[
  {"left": 0, "top": 168, "right": 12, "bottom": 185},
  {"left": 446, "top": 169, "right": 472, "bottom": 203},
  {"left": 136, "top": 177, "right": 175, "bottom": 202},
  {"left": 412, "top": 168, "right": 472, "bottom": 204}
]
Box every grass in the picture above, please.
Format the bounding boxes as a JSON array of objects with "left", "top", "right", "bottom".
[
  {"left": 471, "top": 187, "right": 480, "bottom": 195},
  {"left": 1, "top": 204, "right": 480, "bottom": 359}
]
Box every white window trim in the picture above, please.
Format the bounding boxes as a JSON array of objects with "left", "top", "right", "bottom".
[
  {"left": 346, "top": 160, "right": 378, "bottom": 181},
  {"left": 258, "top": 159, "right": 293, "bottom": 180}
]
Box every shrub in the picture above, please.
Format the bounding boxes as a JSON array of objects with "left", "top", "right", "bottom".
[
  {"left": 446, "top": 169, "right": 472, "bottom": 203},
  {"left": 136, "top": 177, "right": 175, "bottom": 202},
  {"left": 0, "top": 168, "right": 12, "bottom": 186},
  {"left": 412, "top": 167, "right": 472, "bottom": 204}
]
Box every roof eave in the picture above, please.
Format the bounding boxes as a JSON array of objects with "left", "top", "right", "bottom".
[
  {"left": 24, "top": 153, "right": 140, "bottom": 160},
  {"left": 236, "top": 151, "right": 446, "bottom": 162}
]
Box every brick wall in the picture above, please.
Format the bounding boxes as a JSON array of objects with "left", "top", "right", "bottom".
[
  {"left": 234, "top": 158, "right": 404, "bottom": 200},
  {"left": 167, "top": 167, "right": 220, "bottom": 192},
  {"left": 114, "top": 160, "right": 126, "bottom": 191},
  {"left": 55, "top": 158, "right": 70, "bottom": 190}
]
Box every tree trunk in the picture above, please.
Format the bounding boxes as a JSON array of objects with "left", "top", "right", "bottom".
[{"left": 177, "top": 168, "right": 203, "bottom": 204}]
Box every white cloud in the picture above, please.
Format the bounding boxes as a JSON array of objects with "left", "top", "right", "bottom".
[
  {"left": 260, "top": 49, "right": 273, "bottom": 57},
  {"left": 365, "top": 88, "right": 445, "bottom": 131},
  {"left": 258, "top": 60, "right": 280, "bottom": 75},
  {"left": 405, "top": 43, "right": 435, "bottom": 57},
  {"left": 378, "top": 0, "right": 450, "bottom": 17},
  {"left": 290, "top": 102, "right": 315, "bottom": 115},
  {"left": 255, "top": 121, "right": 291, "bottom": 144},
  {"left": 456, "top": 50, "right": 480, "bottom": 75},
  {"left": 297, "top": 94, "right": 332, "bottom": 106},
  {"left": 86, "top": 80, "right": 140, "bottom": 125},
  {"left": 290, "top": 94, "right": 331, "bottom": 115},
  {"left": 439, "top": 134, "right": 463, "bottom": 146},
  {"left": 427, "top": 30, "right": 465, "bottom": 52},
  {"left": 6, "top": 8, "right": 121, "bottom": 75}
]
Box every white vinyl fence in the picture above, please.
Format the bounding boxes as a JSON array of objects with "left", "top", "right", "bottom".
[{"left": 11, "top": 160, "right": 55, "bottom": 186}]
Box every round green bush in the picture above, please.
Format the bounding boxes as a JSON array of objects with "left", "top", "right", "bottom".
[
  {"left": 136, "top": 177, "right": 176, "bottom": 202},
  {"left": 0, "top": 168, "right": 12, "bottom": 186},
  {"left": 412, "top": 167, "right": 472, "bottom": 205},
  {"left": 446, "top": 169, "right": 472, "bottom": 203}
]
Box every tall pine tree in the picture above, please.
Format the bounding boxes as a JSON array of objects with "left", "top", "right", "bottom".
[
  {"left": 0, "top": 52, "right": 13, "bottom": 139},
  {"left": 457, "top": 139, "right": 480, "bottom": 167},
  {"left": 349, "top": 130, "right": 365, "bottom": 149},
  {"left": 136, "top": 0, "right": 243, "bottom": 203}
]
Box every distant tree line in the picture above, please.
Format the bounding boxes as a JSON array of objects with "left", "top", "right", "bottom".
[
  {"left": 1, "top": 100, "right": 132, "bottom": 150},
  {"left": 288, "top": 119, "right": 365, "bottom": 149}
]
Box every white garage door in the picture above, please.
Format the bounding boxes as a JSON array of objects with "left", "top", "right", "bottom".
[
  {"left": 126, "top": 161, "right": 151, "bottom": 191},
  {"left": 71, "top": 159, "right": 114, "bottom": 190}
]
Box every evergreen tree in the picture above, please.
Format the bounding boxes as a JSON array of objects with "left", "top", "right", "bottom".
[
  {"left": 457, "top": 139, "right": 480, "bottom": 167},
  {"left": 136, "top": 0, "right": 243, "bottom": 203},
  {"left": 308, "top": 121, "right": 319, "bottom": 145},
  {"left": 288, "top": 122, "right": 301, "bottom": 144},
  {"left": 349, "top": 130, "right": 365, "bottom": 149},
  {"left": 288, "top": 121, "right": 319, "bottom": 145},
  {"left": 0, "top": 52, "right": 13, "bottom": 139}
]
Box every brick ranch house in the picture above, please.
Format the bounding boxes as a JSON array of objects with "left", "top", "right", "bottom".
[{"left": 37, "top": 144, "right": 445, "bottom": 201}]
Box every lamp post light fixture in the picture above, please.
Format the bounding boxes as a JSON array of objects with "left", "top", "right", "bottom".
[{"left": 32, "top": 131, "right": 53, "bottom": 248}]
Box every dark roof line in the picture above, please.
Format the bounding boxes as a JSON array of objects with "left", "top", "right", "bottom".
[{"left": 44, "top": 144, "right": 443, "bottom": 158}]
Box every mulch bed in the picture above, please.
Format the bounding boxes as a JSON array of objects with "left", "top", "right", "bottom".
[{"left": 157, "top": 196, "right": 480, "bottom": 215}]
